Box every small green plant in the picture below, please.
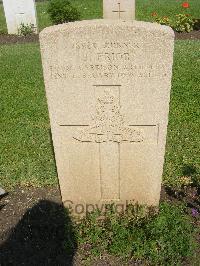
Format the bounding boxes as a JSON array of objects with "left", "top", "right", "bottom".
[
  {"left": 153, "top": 13, "right": 196, "bottom": 32},
  {"left": 177, "top": 175, "right": 193, "bottom": 189},
  {"left": 155, "top": 16, "right": 171, "bottom": 26},
  {"left": 172, "top": 165, "right": 200, "bottom": 190},
  {"left": 18, "top": 23, "right": 35, "bottom": 36},
  {"left": 73, "top": 202, "right": 197, "bottom": 265},
  {"left": 47, "top": 0, "right": 80, "bottom": 25},
  {"left": 152, "top": 1, "right": 197, "bottom": 32},
  {"left": 174, "top": 14, "right": 196, "bottom": 32}
]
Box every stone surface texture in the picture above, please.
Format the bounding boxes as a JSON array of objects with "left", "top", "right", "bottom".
[
  {"left": 2, "top": 0, "right": 37, "bottom": 34},
  {"left": 40, "top": 20, "right": 174, "bottom": 212},
  {"left": 103, "top": 0, "right": 135, "bottom": 20}
]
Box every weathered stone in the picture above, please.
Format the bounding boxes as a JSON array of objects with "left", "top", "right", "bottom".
[
  {"left": 40, "top": 20, "right": 174, "bottom": 214},
  {"left": 103, "top": 0, "right": 135, "bottom": 20},
  {"left": 2, "top": 0, "right": 37, "bottom": 34}
]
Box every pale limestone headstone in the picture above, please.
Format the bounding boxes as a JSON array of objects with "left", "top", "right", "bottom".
[
  {"left": 103, "top": 0, "right": 135, "bottom": 20},
  {"left": 40, "top": 20, "right": 174, "bottom": 214},
  {"left": 2, "top": 0, "right": 37, "bottom": 34}
]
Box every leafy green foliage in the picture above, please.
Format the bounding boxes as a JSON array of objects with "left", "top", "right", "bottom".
[
  {"left": 174, "top": 14, "right": 196, "bottom": 32},
  {"left": 137, "top": 0, "right": 200, "bottom": 24},
  {"left": 153, "top": 13, "right": 196, "bottom": 32},
  {"left": 18, "top": 23, "right": 36, "bottom": 36},
  {"left": 155, "top": 15, "right": 171, "bottom": 26},
  {"left": 47, "top": 0, "right": 80, "bottom": 25},
  {"left": 75, "top": 202, "right": 197, "bottom": 265}
]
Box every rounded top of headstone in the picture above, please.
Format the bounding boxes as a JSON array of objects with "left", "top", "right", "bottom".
[{"left": 39, "top": 19, "right": 174, "bottom": 39}]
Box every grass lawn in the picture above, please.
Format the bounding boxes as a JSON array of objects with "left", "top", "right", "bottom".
[
  {"left": 0, "top": 0, "right": 199, "bottom": 188},
  {"left": 0, "top": 43, "right": 57, "bottom": 187},
  {"left": 0, "top": 40, "right": 199, "bottom": 188},
  {"left": 0, "top": 2, "right": 199, "bottom": 264},
  {"left": 0, "top": 0, "right": 200, "bottom": 33},
  {"left": 164, "top": 40, "right": 200, "bottom": 187}
]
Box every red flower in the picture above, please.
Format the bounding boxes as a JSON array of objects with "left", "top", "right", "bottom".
[
  {"left": 182, "top": 2, "right": 190, "bottom": 8},
  {"left": 151, "top": 12, "right": 157, "bottom": 17}
]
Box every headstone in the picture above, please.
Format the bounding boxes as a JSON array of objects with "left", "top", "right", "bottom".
[
  {"left": 2, "top": 0, "right": 37, "bottom": 34},
  {"left": 40, "top": 20, "right": 174, "bottom": 215},
  {"left": 103, "top": 0, "right": 135, "bottom": 20}
]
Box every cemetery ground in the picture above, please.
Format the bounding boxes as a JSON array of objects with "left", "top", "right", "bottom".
[
  {"left": 0, "top": 0, "right": 200, "bottom": 36},
  {"left": 0, "top": 1, "right": 200, "bottom": 266},
  {"left": 0, "top": 41, "right": 199, "bottom": 265}
]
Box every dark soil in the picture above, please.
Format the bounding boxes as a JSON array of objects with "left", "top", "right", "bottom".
[
  {"left": 0, "top": 186, "right": 76, "bottom": 265},
  {"left": 0, "top": 185, "right": 199, "bottom": 266},
  {"left": 0, "top": 34, "right": 39, "bottom": 45},
  {"left": 0, "top": 24, "right": 199, "bottom": 265},
  {"left": 0, "top": 186, "right": 139, "bottom": 265},
  {"left": 174, "top": 30, "right": 200, "bottom": 40},
  {"left": 0, "top": 30, "right": 199, "bottom": 46}
]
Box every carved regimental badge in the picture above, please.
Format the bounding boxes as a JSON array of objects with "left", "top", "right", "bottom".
[{"left": 74, "top": 89, "right": 144, "bottom": 143}]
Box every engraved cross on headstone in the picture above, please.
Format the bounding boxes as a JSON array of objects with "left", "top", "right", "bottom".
[
  {"left": 60, "top": 85, "right": 157, "bottom": 201},
  {"left": 112, "top": 2, "right": 125, "bottom": 19},
  {"left": 103, "top": 0, "right": 135, "bottom": 21}
]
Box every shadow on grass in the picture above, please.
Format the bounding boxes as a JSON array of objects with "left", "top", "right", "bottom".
[
  {"left": 0, "top": 200, "right": 77, "bottom": 265},
  {"left": 194, "top": 19, "right": 200, "bottom": 31},
  {"left": 182, "top": 164, "right": 197, "bottom": 177},
  {"left": 165, "top": 164, "right": 200, "bottom": 212}
]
